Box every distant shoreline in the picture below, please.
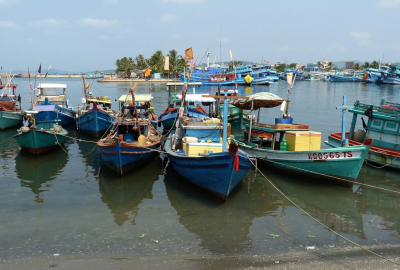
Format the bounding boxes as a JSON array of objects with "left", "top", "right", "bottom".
[{"left": 0, "top": 73, "right": 180, "bottom": 83}]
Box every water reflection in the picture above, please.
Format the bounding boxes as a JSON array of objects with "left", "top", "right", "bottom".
[
  {"left": 164, "top": 165, "right": 280, "bottom": 255},
  {"left": 15, "top": 151, "right": 68, "bottom": 203},
  {"left": 98, "top": 156, "right": 162, "bottom": 226},
  {"left": 76, "top": 132, "right": 103, "bottom": 179},
  {"left": 0, "top": 128, "right": 18, "bottom": 154},
  {"left": 261, "top": 169, "right": 365, "bottom": 239}
]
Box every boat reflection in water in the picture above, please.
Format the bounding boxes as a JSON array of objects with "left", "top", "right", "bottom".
[
  {"left": 0, "top": 129, "right": 18, "bottom": 153},
  {"left": 15, "top": 150, "right": 68, "bottom": 203},
  {"left": 76, "top": 132, "right": 104, "bottom": 179},
  {"left": 98, "top": 156, "right": 162, "bottom": 227},
  {"left": 164, "top": 164, "right": 281, "bottom": 254}
]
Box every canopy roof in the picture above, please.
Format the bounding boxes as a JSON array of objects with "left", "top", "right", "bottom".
[
  {"left": 118, "top": 94, "right": 153, "bottom": 103},
  {"left": 37, "top": 83, "right": 67, "bottom": 89},
  {"left": 87, "top": 98, "right": 111, "bottom": 104},
  {"left": 232, "top": 92, "right": 284, "bottom": 110},
  {"left": 175, "top": 94, "right": 215, "bottom": 102}
]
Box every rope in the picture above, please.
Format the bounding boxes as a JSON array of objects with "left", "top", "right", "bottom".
[
  {"left": 365, "top": 151, "right": 400, "bottom": 169},
  {"left": 246, "top": 156, "right": 400, "bottom": 267},
  {"left": 258, "top": 156, "right": 400, "bottom": 195}
]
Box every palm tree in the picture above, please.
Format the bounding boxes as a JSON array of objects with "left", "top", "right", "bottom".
[
  {"left": 168, "top": 49, "right": 181, "bottom": 78},
  {"left": 115, "top": 57, "right": 135, "bottom": 73},
  {"left": 327, "top": 62, "right": 332, "bottom": 69},
  {"left": 149, "top": 50, "right": 165, "bottom": 74},
  {"left": 134, "top": 54, "right": 148, "bottom": 70},
  {"left": 364, "top": 62, "right": 370, "bottom": 68},
  {"left": 317, "top": 61, "right": 321, "bottom": 69},
  {"left": 370, "top": 61, "right": 379, "bottom": 69}
]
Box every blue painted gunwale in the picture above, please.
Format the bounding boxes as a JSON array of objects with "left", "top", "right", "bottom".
[{"left": 77, "top": 108, "right": 116, "bottom": 137}]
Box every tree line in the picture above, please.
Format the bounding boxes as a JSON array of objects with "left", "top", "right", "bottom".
[{"left": 115, "top": 50, "right": 186, "bottom": 76}]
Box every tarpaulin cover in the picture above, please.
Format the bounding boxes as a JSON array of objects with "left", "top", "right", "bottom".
[
  {"left": 232, "top": 92, "right": 284, "bottom": 110},
  {"left": 0, "top": 101, "right": 16, "bottom": 111}
]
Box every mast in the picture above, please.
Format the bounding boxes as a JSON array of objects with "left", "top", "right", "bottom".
[
  {"left": 206, "top": 50, "right": 210, "bottom": 68},
  {"left": 130, "top": 85, "right": 141, "bottom": 136}
]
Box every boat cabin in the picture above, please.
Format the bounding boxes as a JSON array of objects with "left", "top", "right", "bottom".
[{"left": 35, "top": 83, "right": 68, "bottom": 107}]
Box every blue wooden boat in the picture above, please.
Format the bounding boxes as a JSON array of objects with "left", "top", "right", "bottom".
[
  {"left": 76, "top": 80, "right": 117, "bottom": 137},
  {"left": 329, "top": 74, "right": 360, "bottom": 82},
  {"left": 164, "top": 88, "right": 255, "bottom": 201},
  {"left": 97, "top": 91, "right": 162, "bottom": 175},
  {"left": 377, "top": 66, "right": 400, "bottom": 84},
  {"left": 327, "top": 99, "right": 400, "bottom": 170},
  {"left": 28, "top": 83, "right": 76, "bottom": 125},
  {"left": 231, "top": 92, "right": 369, "bottom": 187},
  {"left": 14, "top": 120, "right": 68, "bottom": 155}
]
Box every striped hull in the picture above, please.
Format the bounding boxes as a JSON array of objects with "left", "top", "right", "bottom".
[
  {"left": 98, "top": 141, "right": 160, "bottom": 175},
  {"left": 327, "top": 133, "right": 400, "bottom": 170},
  {"left": 77, "top": 109, "right": 115, "bottom": 137},
  {"left": 0, "top": 111, "right": 23, "bottom": 129},
  {"left": 237, "top": 140, "right": 369, "bottom": 187},
  {"left": 165, "top": 140, "right": 253, "bottom": 200},
  {"left": 14, "top": 129, "right": 68, "bottom": 155}
]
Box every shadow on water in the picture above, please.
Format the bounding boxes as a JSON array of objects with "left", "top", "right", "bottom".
[
  {"left": 14, "top": 150, "right": 68, "bottom": 203},
  {"left": 98, "top": 156, "right": 163, "bottom": 227},
  {"left": 163, "top": 164, "right": 281, "bottom": 255}
]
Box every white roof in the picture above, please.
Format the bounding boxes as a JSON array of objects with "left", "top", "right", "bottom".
[
  {"left": 176, "top": 94, "right": 215, "bottom": 102},
  {"left": 37, "top": 83, "right": 67, "bottom": 89}
]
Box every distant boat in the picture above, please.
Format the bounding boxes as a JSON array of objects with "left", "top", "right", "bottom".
[
  {"left": 28, "top": 83, "right": 77, "bottom": 125},
  {"left": 329, "top": 74, "right": 360, "bottom": 82},
  {"left": 97, "top": 90, "right": 161, "bottom": 175},
  {"left": 14, "top": 120, "right": 68, "bottom": 155},
  {"left": 377, "top": 66, "right": 400, "bottom": 85},
  {"left": 76, "top": 77, "right": 117, "bottom": 137}
]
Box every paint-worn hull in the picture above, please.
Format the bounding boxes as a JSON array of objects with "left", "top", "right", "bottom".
[
  {"left": 14, "top": 128, "right": 68, "bottom": 155},
  {"left": 77, "top": 109, "right": 115, "bottom": 137},
  {"left": 0, "top": 111, "right": 23, "bottom": 129},
  {"left": 165, "top": 139, "right": 253, "bottom": 200},
  {"left": 35, "top": 110, "right": 76, "bottom": 126},
  {"left": 98, "top": 141, "right": 160, "bottom": 175},
  {"left": 236, "top": 140, "right": 369, "bottom": 187}
]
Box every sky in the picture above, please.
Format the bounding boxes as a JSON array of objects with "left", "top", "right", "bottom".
[{"left": 1, "top": 0, "right": 400, "bottom": 72}]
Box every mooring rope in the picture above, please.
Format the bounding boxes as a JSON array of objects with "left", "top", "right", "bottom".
[{"left": 246, "top": 156, "right": 400, "bottom": 267}]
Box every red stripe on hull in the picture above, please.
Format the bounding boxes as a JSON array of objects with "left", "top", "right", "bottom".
[{"left": 21, "top": 145, "right": 60, "bottom": 155}]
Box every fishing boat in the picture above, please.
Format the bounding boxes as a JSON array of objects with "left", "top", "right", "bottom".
[
  {"left": 14, "top": 120, "right": 68, "bottom": 155},
  {"left": 329, "top": 73, "right": 360, "bottom": 82},
  {"left": 159, "top": 83, "right": 213, "bottom": 131},
  {"left": 29, "top": 83, "right": 76, "bottom": 125},
  {"left": 97, "top": 88, "right": 162, "bottom": 175},
  {"left": 164, "top": 88, "right": 255, "bottom": 201},
  {"left": 377, "top": 66, "right": 400, "bottom": 85},
  {"left": 326, "top": 99, "right": 400, "bottom": 170},
  {"left": 0, "top": 76, "right": 22, "bottom": 129},
  {"left": 76, "top": 78, "right": 117, "bottom": 137},
  {"left": 232, "top": 92, "right": 369, "bottom": 187}
]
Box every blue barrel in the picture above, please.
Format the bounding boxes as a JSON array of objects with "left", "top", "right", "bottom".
[{"left": 275, "top": 117, "right": 293, "bottom": 124}]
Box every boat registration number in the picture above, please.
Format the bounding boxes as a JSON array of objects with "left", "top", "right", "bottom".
[{"left": 308, "top": 151, "right": 353, "bottom": 160}]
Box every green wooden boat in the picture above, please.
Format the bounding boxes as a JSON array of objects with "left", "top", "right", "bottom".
[
  {"left": 232, "top": 92, "right": 370, "bottom": 187},
  {"left": 14, "top": 120, "right": 68, "bottom": 155},
  {"left": 0, "top": 110, "right": 23, "bottom": 129}
]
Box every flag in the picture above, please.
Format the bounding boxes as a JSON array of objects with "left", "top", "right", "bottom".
[
  {"left": 185, "top": 47, "right": 193, "bottom": 61},
  {"left": 144, "top": 68, "right": 150, "bottom": 77},
  {"left": 38, "top": 64, "right": 41, "bottom": 74},
  {"left": 286, "top": 72, "right": 293, "bottom": 86},
  {"left": 44, "top": 64, "right": 52, "bottom": 77},
  {"left": 229, "top": 50, "right": 233, "bottom": 61},
  {"left": 263, "top": 60, "right": 266, "bottom": 62},
  {"left": 85, "top": 83, "right": 90, "bottom": 90},
  {"left": 267, "top": 61, "right": 269, "bottom": 64},
  {"left": 164, "top": 56, "right": 169, "bottom": 71}
]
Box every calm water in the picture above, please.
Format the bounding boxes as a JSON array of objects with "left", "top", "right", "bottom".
[{"left": 1, "top": 78, "right": 400, "bottom": 262}]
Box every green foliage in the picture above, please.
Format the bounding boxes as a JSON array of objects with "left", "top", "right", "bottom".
[
  {"left": 370, "top": 61, "right": 379, "bottom": 69},
  {"left": 353, "top": 63, "right": 360, "bottom": 70},
  {"left": 317, "top": 61, "right": 321, "bottom": 69},
  {"left": 149, "top": 50, "right": 165, "bottom": 74},
  {"left": 275, "top": 62, "right": 286, "bottom": 73},
  {"left": 115, "top": 57, "right": 135, "bottom": 73},
  {"left": 134, "top": 54, "right": 148, "bottom": 70},
  {"left": 364, "top": 62, "right": 370, "bottom": 68}
]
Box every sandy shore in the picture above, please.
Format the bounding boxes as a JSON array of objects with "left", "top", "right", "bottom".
[{"left": 2, "top": 245, "right": 399, "bottom": 270}]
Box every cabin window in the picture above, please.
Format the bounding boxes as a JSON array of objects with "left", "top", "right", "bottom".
[
  {"left": 189, "top": 102, "right": 194, "bottom": 106},
  {"left": 175, "top": 101, "right": 181, "bottom": 106},
  {"left": 42, "top": 89, "right": 57, "bottom": 96},
  {"left": 384, "top": 121, "right": 399, "bottom": 133},
  {"left": 371, "top": 119, "right": 383, "bottom": 130}
]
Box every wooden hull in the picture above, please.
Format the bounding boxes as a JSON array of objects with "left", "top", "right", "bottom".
[
  {"left": 0, "top": 111, "right": 23, "bottom": 129},
  {"left": 14, "top": 128, "right": 68, "bottom": 155},
  {"left": 236, "top": 140, "right": 369, "bottom": 187},
  {"left": 98, "top": 140, "right": 160, "bottom": 175},
  {"left": 164, "top": 139, "right": 253, "bottom": 201},
  {"left": 159, "top": 108, "right": 208, "bottom": 131},
  {"left": 35, "top": 110, "right": 76, "bottom": 126},
  {"left": 327, "top": 132, "right": 400, "bottom": 170},
  {"left": 77, "top": 109, "right": 115, "bottom": 137}
]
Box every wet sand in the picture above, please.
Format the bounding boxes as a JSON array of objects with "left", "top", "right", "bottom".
[{"left": 3, "top": 245, "right": 400, "bottom": 270}]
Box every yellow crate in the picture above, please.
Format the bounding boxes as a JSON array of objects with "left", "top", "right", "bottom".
[
  {"left": 185, "top": 143, "right": 223, "bottom": 157},
  {"left": 285, "top": 131, "right": 321, "bottom": 151}
]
